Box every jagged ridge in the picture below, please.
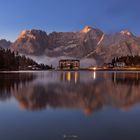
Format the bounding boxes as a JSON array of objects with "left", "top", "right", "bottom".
[{"left": 7, "top": 26, "right": 140, "bottom": 65}]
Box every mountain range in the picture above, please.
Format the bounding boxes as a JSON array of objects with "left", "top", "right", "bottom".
[
  {"left": 2, "top": 26, "right": 140, "bottom": 66},
  {"left": 0, "top": 39, "right": 12, "bottom": 49}
]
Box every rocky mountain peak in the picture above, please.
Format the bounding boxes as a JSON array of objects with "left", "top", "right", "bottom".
[
  {"left": 11, "top": 29, "right": 49, "bottom": 55},
  {"left": 0, "top": 39, "right": 12, "bottom": 48},
  {"left": 120, "top": 30, "right": 133, "bottom": 36},
  {"left": 19, "top": 29, "right": 47, "bottom": 40},
  {"left": 81, "top": 26, "right": 93, "bottom": 33}
]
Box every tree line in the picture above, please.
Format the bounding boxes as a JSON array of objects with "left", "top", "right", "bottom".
[{"left": 0, "top": 48, "right": 52, "bottom": 70}]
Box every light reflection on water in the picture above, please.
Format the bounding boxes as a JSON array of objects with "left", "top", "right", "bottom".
[
  {"left": 1, "top": 71, "right": 140, "bottom": 112},
  {"left": 0, "top": 71, "right": 140, "bottom": 140}
]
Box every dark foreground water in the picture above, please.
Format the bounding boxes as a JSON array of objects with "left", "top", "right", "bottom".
[{"left": 0, "top": 71, "right": 140, "bottom": 140}]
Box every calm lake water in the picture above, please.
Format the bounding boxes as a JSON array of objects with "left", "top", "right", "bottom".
[{"left": 0, "top": 71, "right": 140, "bottom": 140}]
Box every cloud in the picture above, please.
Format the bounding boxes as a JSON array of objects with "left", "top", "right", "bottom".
[{"left": 29, "top": 55, "right": 96, "bottom": 69}]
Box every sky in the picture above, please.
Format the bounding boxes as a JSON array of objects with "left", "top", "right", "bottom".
[{"left": 0, "top": 0, "right": 140, "bottom": 41}]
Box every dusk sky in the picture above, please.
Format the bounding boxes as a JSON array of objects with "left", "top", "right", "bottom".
[{"left": 0, "top": 0, "right": 140, "bottom": 41}]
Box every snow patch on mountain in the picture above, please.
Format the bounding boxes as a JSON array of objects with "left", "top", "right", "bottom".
[
  {"left": 120, "top": 30, "right": 132, "bottom": 36},
  {"left": 84, "top": 34, "right": 105, "bottom": 58},
  {"left": 97, "top": 34, "right": 105, "bottom": 45},
  {"left": 64, "top": 44, "right": 77, "bottom": 50}
]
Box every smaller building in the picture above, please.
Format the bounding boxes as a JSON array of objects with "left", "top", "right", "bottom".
[
  {"left": 103, "top": 63, "right": 113, "bottom": 68},
  {"left": 114, "top": 62, "right": 126, "bottom": 67},
  {"left": 59, "top": 59, "right": 80, "bottom": 70}
]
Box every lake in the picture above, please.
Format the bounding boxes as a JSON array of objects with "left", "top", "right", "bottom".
[{"left": 0, "top": 71, "right": 140, "bottom": 140}]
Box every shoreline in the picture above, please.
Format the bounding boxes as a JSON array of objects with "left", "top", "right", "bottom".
[{"left": 0, "top": 68, "right": 140, "bottom": 73}]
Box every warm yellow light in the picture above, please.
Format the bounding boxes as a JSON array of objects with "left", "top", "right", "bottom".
[
  {"left": 81, "top": 26, "right": 92, "bottom": 33},
  {"left": 92, "top": 71, "right": 96, "bottom": 80},
  {"left": 67, "top": 72, "right": 71, "bottom": 82},
  {"left": 93, "top": 67, "right": 97, "bottom": 71},
  {"left": 74, "top": 72, "right": 78, "bottom": 84}
]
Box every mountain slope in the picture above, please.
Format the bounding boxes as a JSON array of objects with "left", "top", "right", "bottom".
[
  {"left": 11, "top": 29, "right": 49, "bottom": 55},
  {"left": 0, "top": 39, "right": 12, "bottom": 48},
  {"left": 86, "top": 31, "right": 140, "bottom": 63},
  {"left": 10, "top": 26, "right": 140, "bottom": 65},
  {"left": 46, "top": 26, "right": 103, "bottom": 57}
]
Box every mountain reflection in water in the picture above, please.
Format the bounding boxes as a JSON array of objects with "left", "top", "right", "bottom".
[{"left": 0, "top": 71, "right": 140, "bottom": 114}]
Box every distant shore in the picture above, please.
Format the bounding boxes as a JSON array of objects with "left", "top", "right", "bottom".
[
  {"left": 1, "top": 67, "right": 140, "bottom": 72},
  {"left": 86, "top": 67, "right": 140, "bottom": 71},
  {"left": 56, "top": 67, "right": 140, "bottom": 72}
]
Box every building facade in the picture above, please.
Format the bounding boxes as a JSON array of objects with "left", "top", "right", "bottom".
[
  {"left": 114, "top": 62, "right": 126, "bottom": 67},
  {"left": 59, "top": 59, "right": 80, "bottom": 70}
]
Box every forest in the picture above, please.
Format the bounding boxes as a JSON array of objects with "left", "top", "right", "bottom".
[{"left": 0, "top": 48, "right": 52, "bottom": 70}]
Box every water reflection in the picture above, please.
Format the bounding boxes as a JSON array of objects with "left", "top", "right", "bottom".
[
  {"left": 60, "top": 71, "right": 80, "bottom": 83},
  {"left": 0, "top": 71, "right": 140, "bottom": 114},
  {"left": 112, "top": 72, "right": 140, "bottom": 85},
  {"left": 92, "top": 71, "right": 96, "bottom": 80},
  {"left": 0, "top": 73, "right": 35, "bottom": 101}
]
